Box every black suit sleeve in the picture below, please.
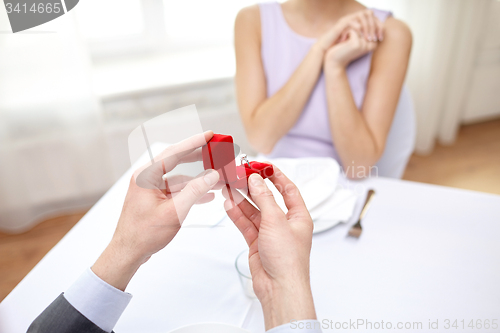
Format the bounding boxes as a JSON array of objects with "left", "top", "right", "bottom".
[{"left": 27, "top": 293, "right": 111, "bottom": 333}]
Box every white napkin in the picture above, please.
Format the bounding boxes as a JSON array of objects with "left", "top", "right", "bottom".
[
  {"left": 312, "top": 186, "right": 357, "bottom": 220},
  {"left": 260, "top": 157, "right": 357, "bottom": 233},
  {"left": 262, "top": 157, "right": 339, "bottom": 213}
]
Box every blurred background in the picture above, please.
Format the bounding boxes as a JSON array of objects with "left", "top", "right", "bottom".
[{"left": 1, "top": 0, "right": 499, "bottom": 300}]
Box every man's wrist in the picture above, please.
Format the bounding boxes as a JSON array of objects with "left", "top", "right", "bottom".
[
  {"left": 91, "top": 239, "right": 144, "bottom": 292},
  {"left": 260, "top": 278, "right": 317, "bottom": 330}
]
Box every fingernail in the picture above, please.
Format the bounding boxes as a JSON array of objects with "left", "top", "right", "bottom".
[
  {"left": 204, "top": 170, "right": 219, "bottom": 186},
  {"left": 249, "top": 173, "right": 264, "bottom": 187}
]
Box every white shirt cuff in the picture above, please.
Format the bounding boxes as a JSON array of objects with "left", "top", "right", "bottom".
[
  {"left": 64, "top": 268, "right": 133, "bottom": 333},
  {"left": 267, "top": 320, "right": 322, "bottom": 333}
]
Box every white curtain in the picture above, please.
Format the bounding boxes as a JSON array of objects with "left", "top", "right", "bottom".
[
  {"left": 0, "top": 11, "right": 115, "bottom": 232},
  {"left": 359, "top": 0, "right": 489, "bottom": 154}
]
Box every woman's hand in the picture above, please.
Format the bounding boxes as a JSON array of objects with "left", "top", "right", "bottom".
[
  {"left": 316, "top": 9, "right": 384, "bottom": 53},
  {"left": 324, "top": 28, "right": 378, "bottom": 70},
  {"left": 223, "top": 167, "right": 316, "bottom": 330}
]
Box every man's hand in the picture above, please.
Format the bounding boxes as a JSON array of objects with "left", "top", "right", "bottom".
[
  {"left": 92, "top": 131, "right": 220, "bottom": 291},
  {"left": 223, "top": 166, "right": 316, "bottom": 330}
]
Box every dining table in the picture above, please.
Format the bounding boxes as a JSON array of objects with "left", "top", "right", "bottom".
[{"left": 1, "top": 157, "right": 499, "bottom": 333}]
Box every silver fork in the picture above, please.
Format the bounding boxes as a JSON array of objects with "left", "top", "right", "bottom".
[{"left": 348, "top": 189, "right": 376, "bottom": 238}]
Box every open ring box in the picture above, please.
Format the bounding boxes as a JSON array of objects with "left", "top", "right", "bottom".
[{"left": 202, "top": 134, "right": 274, "bottom": 189}]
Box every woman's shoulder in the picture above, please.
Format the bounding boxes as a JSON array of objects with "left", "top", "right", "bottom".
[
  {"left": 236, "top": 4, "right": 260, "bottom": 26},
  {"left": 236, "top": 2, "right": 281, "bottom": 25},
  {"left": 235, "top": 4, "right": 261, "bottom": 39},
  {"left": 236, "top": 4, "right": 261, "bottom": 30},
  {"left": 371, "top": 16, "right": 412, "bottom": 64},
  {"left": 384, "top": 17, "right": 412, "bottom": 47}
]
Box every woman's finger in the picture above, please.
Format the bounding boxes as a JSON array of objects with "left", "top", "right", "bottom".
[
  {"left": 339, "top": 29, "right": 349, "bottom": 43},
  {"left": 364, "top": 10, "right": 377, "bottom": 41},
  {"left": 357, "top": 30, "right": 367, "bottom": 49},
  {"left": 356, "top": 13, "right": 369, "bottom": 41},
  {"left": 320, "top": 23, "right": 344, "bottom": 50},
  {"left": 375, "top": 17, "right": 384, "bottom": 41},
  {"left": 367, "top": 39, "right": 378, "bottom": 52},
  {"left": 348, "top": 20, "right": 363, "bottom": 35}
]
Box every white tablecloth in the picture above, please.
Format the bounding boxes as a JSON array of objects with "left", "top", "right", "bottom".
[{"left": 1, "top": 163, "right": 500, "bottom": 333}]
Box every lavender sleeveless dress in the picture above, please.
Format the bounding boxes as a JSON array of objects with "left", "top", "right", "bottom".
[{"left": 259, "top": 2, "right": 415, "bottom": 178}]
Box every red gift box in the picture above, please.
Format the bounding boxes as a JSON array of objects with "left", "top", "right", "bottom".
[{"left": 202, "top": 134, "right": 273, "bottom": 189}]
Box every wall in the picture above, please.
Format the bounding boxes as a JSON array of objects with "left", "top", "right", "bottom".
[{"left": 461, "top": 1, "right": 500, "bottom": 123}]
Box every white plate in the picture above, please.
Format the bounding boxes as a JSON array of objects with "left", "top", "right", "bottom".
[
  {"left": 167, "top": 323, "right": 250, "bottom": 333},
  {"left": 263, "top": 157, "right": 340, "bottom": 214},
  {"left": 313, "top": 219, "right": 343, "bottom": 234}
]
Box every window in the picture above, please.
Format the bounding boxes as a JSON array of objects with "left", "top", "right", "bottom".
[
  {"left": 76, "top": 0, "right": 145, "bottom": 40},
  {"left": 76, "top": 0, "right": 272, "bottom": 59},
  {"left": 163, "top": 0, "right": 256, "bottom": 47}
]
